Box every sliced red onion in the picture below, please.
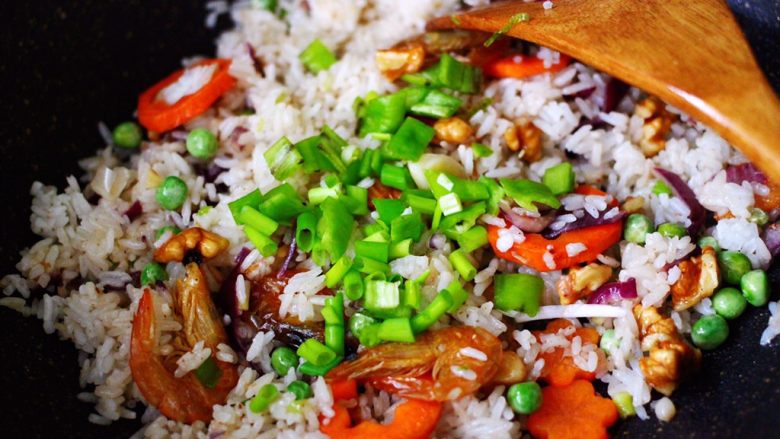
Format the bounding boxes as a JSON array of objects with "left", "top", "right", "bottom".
[
  {"left": 501, "top": 208, "right": 556, "bottom": 233},
  {"left": 234, "top": 247, "right": 251, "bottom": 265},
  {"left": 602, "top": 77, "right": 629, "bottom": 113},
  {"left": 277, "top": 238, "right": 297, "bottom": 279},
  {"left": 588, "top": 278, "right": 638, "bottom": 305},
  {"left": 542, "top": 208, "right": 625, "bottom": 239},
  {"left": 123, "top": 201, "right": 143, "bottom": 222},
  {"left": 763, "top": 222, "right": 780, "bottom": 258},
  {"left": 654, "top": 167, "right": 705, "bottom": 234},
  {"left": 725, "top": 163, "right": 767, "bottom": 185}
]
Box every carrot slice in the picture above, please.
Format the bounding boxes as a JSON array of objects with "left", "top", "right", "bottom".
[
  {"left": 329, "top": 379, "right": 358, "bottom": 402},
  {"left": 488, "top": 186, "right": 622, "bottom": 272},
  {"left": 484, "top": 53, "right": 571, "bottom": 79},
  {"left": 534, "top": 319, "right": 600, "bottom": 386},
  {"left": 528, "top": 380, "right": 618, "bottom": 439},
  {"left": 138, "top": 58, "right": 236, "bottom": 133},
  {"left": 320, "top": 398, "right": 442, "bottom": 439}
]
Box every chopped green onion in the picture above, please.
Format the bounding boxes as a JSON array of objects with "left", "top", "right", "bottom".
[
  {"left": 298, "top": 356, "right": 343, "bottom": 376},
  {"left": 449, "top": 249, "right": 477, "bottom": 281},
  {"left": 239, "top": 206, "right": 279, "bottom": 236},
  {"left": 439, "top": 193, "right": 463, "bottom": 216},
  {"left": 390, "top": 213, "right": 424, "bottom": 243},
  {"left": 348, "top": 312, "right": 377, "bottom": 338},
  {"left": 431, "top": 202, "right": 443, "bottom": 230},
  {"left": 452, "top": 178, "right": 490, "bottom": 202},
  {"left": 296, "top": 339, "right": 337, "bottom": 366},
  {"left": 344, "top": 185, "right": 369, "bottom": 215},
  {"left": 194, "top": 356, "right": 222, "bottom": 389},
  {"left": 325, "top": 257, "right": 352, "bottom": 288},
  {"left": 322, "top": 125, "right": 347, "bottom": 147},
  {"left": 356, "top": 323, "right": 382, "bottom": 347},
  {"left": 403, "top": 277, "right": 422, "bottom": 309},
  {"left": 317, "top": 198, "right": 355, "bottom": 262},
  {"left": 457, "top": 226, "right": 489, "bottom": 253},
  {"left": 355, "top": 240, "right": 390, "bottom": 263},
  {"left": 364, "top": 279, "right": 401, "bottom": 311},
  {"left": 500, "top": 178, "right": 561, "bottom": 212},
  {"left": 343, "top": 270, "right": 364, "bottom": 300},
  {"left": 258, "top": 183, "right": 307, "bottom": 222},
  {"left": 447, "top": 280, "right": 470, "bottom": 313},
  {"left": 481, "top": 177, "right": 504, "bottom": 215},
  {"left": 359, "top": 93, "right": 407, "bottom": 137},
  {"left": 244, "top": 226, "right": 278, "bottom": 256},
  {"left": 287, "top": 380, "right": 313, "bottom": 400},
  {"left": 429, "top": 54, "right": 482, "bottom": 94},
  {"left": 308, "top": 186, "right": 340, "bottom": 205},
  {"left": 494, "top": 274, "right": 543, "bottom": 316},
  {"left": 378, "top": 318, "right": 416, "bottom": 343},
  {"left": 325, "top": 324, "right": 345, "bottom": 356},
  {"left": 323, "top": 292, "right": 344, "bottom": 325},
  {"left": 380, "top": 164, "right": 411, "bottom": 190},
  {"left": 141, "top": 262, "right": 168, "bottom": 286},
  {"left": 264, "top": 137, "right": 301, "bottom": 180},
  {"left": 405, "top": 192, "right": 437, "bottom": 215},
  {"left": 295, "top": 135, "right": 324, "bottom": 173},
  {"left": 439, "top": 201, "right": 486, "bottom": 236},
  {"left": 249, "top": 384, "right": 279, "bottom": 413},
  {"left": 299, "top": 38, "right": 336, "bottom": 73},
  {"left": 542, "top": 162, "right": 575, "bottom": 196},
  {"left": 409, "top": 89, "right": 463, "bottom": 119},
  {"left": 383, "top": 117, "right": 435, "bottom": 162},
  {"left": 411, "top": 290, "right": 453, "bottom": 333},
  {"left": 295, "top": 211, "right": 318, "bottom": 253},
  {"left": 389, "top": 238, "right": 413, "bottom": 260},
  {"left": 356, "top": 257, "right": 390, "bottom": 276},
  {"left": 364, "top": 230, "right": 390, "bottom": 243},
  {"left": 373, "top": 198, "right": 406, "bottom": 224},
  {"left": 471, "top": 142, "right": 493, "bottom": 158},
  {"left": 483, "top": 12, "right": 529, "bottom": 47},
  {"left": 651, "top": 180, "right": 673, "bottom": 196}
]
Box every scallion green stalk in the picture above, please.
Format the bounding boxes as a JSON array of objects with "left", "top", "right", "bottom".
[
  {"left": 296, "top": 339, "right": 338, "bottom": 367},
  {"left": 295, "top": 211, "right": 318, "bottom": 253},
  {"left": 449, "top": 249, "right": 477, "bottom": 281},
  {"left": 410, "top": 290, "right": 453, "bottom": 333},
  {"left": 325, "top": 256, "right": 352, "bottom": 288},
  {"left": 239, "top": 206, "right": 279, "bottom": 236},
  {"left": 244, "top": 226, "right": 278, "bottom": 257},
  {"left": 378, "top": 317, "right": 415, "bottom": 343},
  {"left": 343, "top": 270, "right": 364, "bottom": 300}
]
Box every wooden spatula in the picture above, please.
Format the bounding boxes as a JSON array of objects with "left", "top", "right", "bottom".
[{"left": 428, "top": 0, "right": 780, "bottom": 182}]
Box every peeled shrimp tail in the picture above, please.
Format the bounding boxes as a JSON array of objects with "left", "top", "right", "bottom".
[
  {"left": 177, "top": 263, "right": 229, "bottom": 349},
  {"left": 326, "top": 341, "right": 438, "bottom": 381}
]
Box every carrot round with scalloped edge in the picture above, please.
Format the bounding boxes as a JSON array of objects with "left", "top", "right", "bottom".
[
  {"left": 320, "top": 398, "right": 442, "bottom": 439},
  {"left": 138, "top": 58, "right": 236, "bottom": 133}
]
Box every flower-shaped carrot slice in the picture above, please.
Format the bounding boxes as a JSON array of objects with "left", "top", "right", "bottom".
[
  {"left": 528, "top": 380, "right": 618, "bottom": 439},
  {"left": 534, "top": 319, "right": 601, "bottom": 386}
]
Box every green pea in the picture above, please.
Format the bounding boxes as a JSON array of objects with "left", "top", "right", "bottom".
[
  {"left": 657, "top": 223, "right": 687, "bottom": 239},
  {"left": 697, "top": 236, "right": 721, "bottom": 252},
  {"left": 612, "top": 391, "right": 636, "bottom": 418},
  {"left": 141, "top": 262, "right": 167, "bottom": 286},
  {"left": 271, "top": 346, "right": 299, "bottom": 376},
  {"left": 155, "top": 176, "right": 188, "bottom": 210},
  {"left": 287, "top": 380, "right": 313, "bottom": 400},
  {"left": 599, "top": 329, "right": 620, "bottom": 356},
  {"left": 691, "top": 315, "right": 729, "bottom": 350},
  {"left": 651, "top": 181, "right": 673, "bottom": 196},
  {"left": 186, "top": 128, "right": 219, "bottom": 159},
  {"left": 624, "top": 214, "right": 654, "bottom": 244},
  {"left": 712, "top": 287, "right": 747, "bottom": 320},
  {"left": 718, "top": 251, "right": 752, "bottom": 285},
  {"left": 741, "top": 269, "right": 769, "bottom": 306},
  {"left": 507, "top": 382, "right": 543, "bottom": 415},
  {"left": 112, "top": 121, "right": 142, "bottom": 149},
  {"left": 748, "top": 208, "right": 769, "bottom": 226},
  {"left": 155, "top": 225, "right": 181, "bottom": 240}
]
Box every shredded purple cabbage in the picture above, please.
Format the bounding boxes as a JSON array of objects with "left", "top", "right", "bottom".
[
  {"left": 763, "top": 222, "right": 780, "bottom": 258},
  {"left": 654, "top": 167, "right": 705, "bottom": 234},
  {"left": 602, "top": 78, "right": 629, "bottom": 113},
  {"left": 725, "top": 163, "right": 767, "bottom": 185},
  {"left": 542, "top": 209, "right": 625, "bottom": 239},
  {"left": 588, "top": 278, "right": 638, "bottom": 304},
  {"left": 277, "top": 238, "right": 297, "bottom": 279},
  {"left": 123, "top": 201, "right": 143, "bottom": 222}
]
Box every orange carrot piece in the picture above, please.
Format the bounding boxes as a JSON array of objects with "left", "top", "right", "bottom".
[
  {"left": 329, "top": 379, "right": 358, "bottom": 402},
  {"left": 528, "top": 380, "right": 618, "bottom": 439},
  {"left": 138, "top": 58, "right": 236, "bottom": 133},
  {"left": 320, "top": 398, "right": 442, "bottom": 439},
  {"left": 534, "top": 319, "right": 601, "bottom": 386},
  {"left": 484, "top": 54, "right": 571, "bottom": 79}
]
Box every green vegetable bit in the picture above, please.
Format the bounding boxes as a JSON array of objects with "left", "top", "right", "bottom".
[
  {"left": 740, "top": 269, "right": 769, "bottom": 306},
  {"left": 748, "top": 207, "right": 769, "bottom": 226},
  {"left": 112, "top": 121, "right": 143, "bottom": 149},
  {"left": 155, "top": 176, "right": 188, "bottom": 210},
  {"left": 623, "top": 214, "right": 654, "bottom": 244},
  {"left": 186, "top": 128, "right": 219, "bottom": 159},
  {"left": 657, "top": 223, "right": 687, "bottom": 239},
  {"left": 141, "top": 262, "right": 168, "bottom": 286},
  {"left": 155, "top": 225, "right": 181, "bottom": 240},
  {"left": 712, "top": 287, "right": 747, "bottom": 320},
  {"left": 493, "top": 273, "right": 543, "bottom": 316},
  {"left": 194, "top": 356, "right": 222, "bottom": 389},
  {"left": 651, "top": 180, "right": 673, "bottom": 196},
  {"left": 599, "top": 329, "right": 620, "bottom": 356},
  {"left": 612, "top": 392, "right": 636, "bottom": 418},
  {"left": 249, "top": 384, "right": 280, "bottom": 413},
  {"left": 300, "top": 38, "right": 337, "bottom": 73},
  {"left": 271, "top": 347, "right": 299, "bottom": 376},
  {"left": 507, "top": 382, "right": 542, "bottom": 415},
  {"left": 697, "top": 236, "right": 720, "bottom": 252},
  {"left": 383, "top": 117, "right": 435, "bottom": 162},
  {"left": 691, "top": 314, "right": 729, "bottom": 350},
  {"left": 499, "top": 179, "right": 561, "bottom": 213},
  {"left": 717, "top": 251, "right": 752, "bottom": 285},
  {"left": 287, "top": 380, "right": 313, "bottom": 401},
  {"left": 542, "top": 162, "right": 575, "bottom": 196}
]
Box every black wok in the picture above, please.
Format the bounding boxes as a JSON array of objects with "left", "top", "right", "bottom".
[{"left": 1, "top": 1, "right": 779, "bottom": 437}]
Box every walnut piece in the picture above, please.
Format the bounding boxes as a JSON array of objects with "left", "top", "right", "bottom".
[
  {"left": 490, "top": 351, "right": 527, "bottom": 385},
  {"left": 670, "top": 247, "right": 719, "bottom": 311},
  {"left": 634, "top": 96, "right": 675, "bottom": 157},
  {"left": 633, "top": 305, "right": 701, "bottom": 396},
  {"left": 557, "top": 263, "right": 612, "bottom": 305},
  {"left": 375, "top": 41, "right": 425, "bottom": 81},
  {"left": 621, "top": 196, "right": 645, "bottom": 214},
  {"left": 154, "top": 227, "right": 230, "bottom": 263},
  {"left": 434, "top": 117, "right": 474, "bottom": 144},
  {"left": 504, "top": 119, "right": 542, "bottom": 162}
]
